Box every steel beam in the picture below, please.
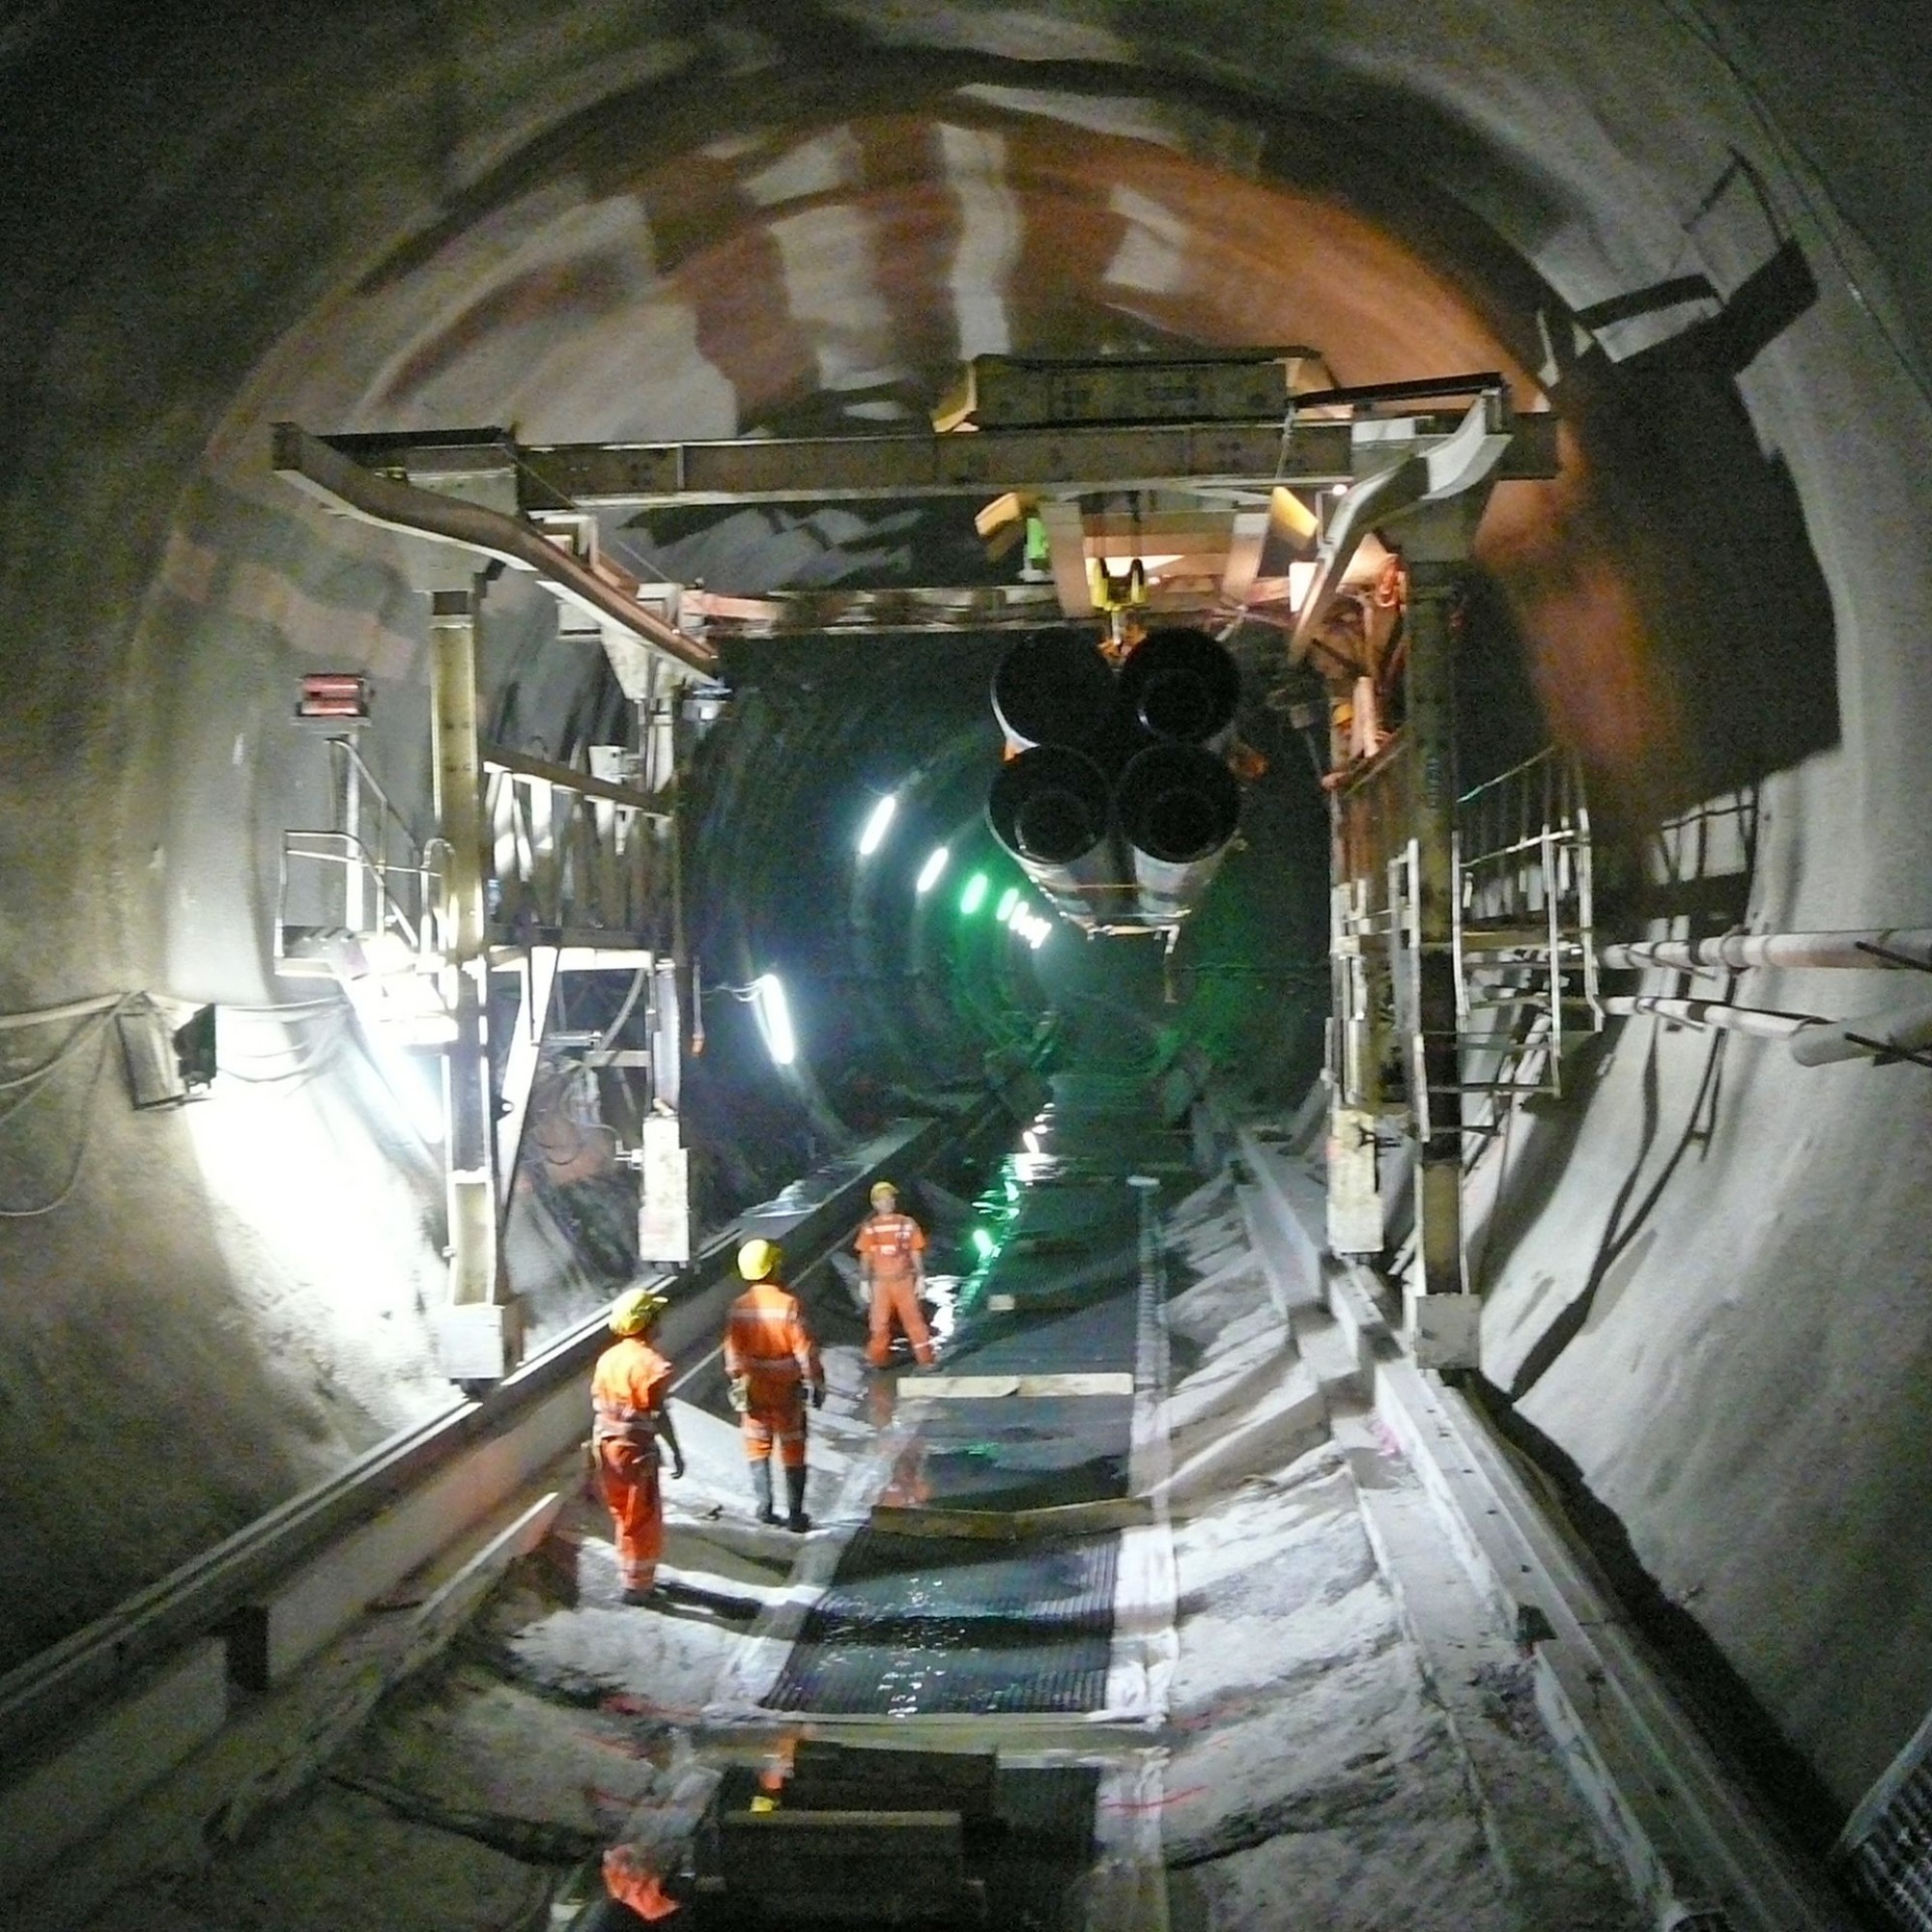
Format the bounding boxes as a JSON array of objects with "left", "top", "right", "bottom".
[
  {"left": 480, "top": 741, "right": 672, "bottom": 818},
  {"left": 311, "top": 412, "right": 1558, "bottom": 511},
  {"left": 271, "top": 423, "right": 717, "bottom": 674}
]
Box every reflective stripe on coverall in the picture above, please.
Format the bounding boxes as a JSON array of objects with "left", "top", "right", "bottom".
[
  {"left": 723, "top": 1279, "right": 822, "bottom": 1468},
  {"left": 590, "top": 1336, "right": 673, "bottom": 1591},
  {"left": 856, "top": 1209, "right": 934, "bottom": 1366}
]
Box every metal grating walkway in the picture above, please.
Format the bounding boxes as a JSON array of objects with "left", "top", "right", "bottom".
[{"left": 763, "top": 1530, "right": 1119, "bottom": 1716}]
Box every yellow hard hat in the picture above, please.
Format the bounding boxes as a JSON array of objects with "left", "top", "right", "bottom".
[
  {"left": 610, "top": 1286, "right": 668, "bottom": 1336},
  {"left": 738, "top": 1237, "right": 781, "bottom": 1282},
  {"left": 869, "top": 1179, "right": 897, "bottom": 1205}
]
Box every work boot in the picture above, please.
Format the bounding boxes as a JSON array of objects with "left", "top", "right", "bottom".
[
  {"left": 751, "top": 1460, "right": 779, "bottom": 1525},
  {"left": 783, "top": 1464, "right": 811, "bottom": 1533}
]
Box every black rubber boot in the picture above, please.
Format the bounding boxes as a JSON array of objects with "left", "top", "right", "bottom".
[
  {"left": 784, "top": 1464, "right": 811, "bottom": 1533},
  {"left": 752, "top": 1460, "right": 779, "bottom": 1525}
]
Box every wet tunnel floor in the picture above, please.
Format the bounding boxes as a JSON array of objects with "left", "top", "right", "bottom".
[
  {"left": 757, "top": 1080, "right": 1183, "bottom": 1722},
  {"left": 762, "top": 1531, "right": 1120, "bottom": 1715}
]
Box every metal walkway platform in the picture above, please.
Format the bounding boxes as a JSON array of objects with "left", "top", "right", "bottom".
[
  {"left": 763, "top": 1531, "right": 1120, "bottom": 1717},
  {"left": 752, "top": 1090, "right": 1184, "bottom": 1726}
]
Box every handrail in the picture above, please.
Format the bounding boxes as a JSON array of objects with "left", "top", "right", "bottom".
[
  {"left": 328, "top": 736, "right": 414, "bottom": 843},
  {"left": 281, "top": 828, "right": 431, "bottom": 953}
]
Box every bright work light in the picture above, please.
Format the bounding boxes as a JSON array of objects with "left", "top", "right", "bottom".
[
  {"left": 959, "top": 872, "right": 990, "bottom": 916},
  {"left": 753, "top": 974, "right": 797, "bottom": 1066},
  {"left": 995, "top": 886, "right": 1020, "bottom": 923},
  {"left": 857, "top": 792, "right": 897, "bottom": 857},
  {"left": 916, "top": 846, "right": 950, "bottom": 894},
  {"left": 971, "top": 1227, "right": 996, "bottom": 1260}
]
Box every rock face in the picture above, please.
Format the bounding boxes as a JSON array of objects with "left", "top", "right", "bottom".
[{"left": 1, "top": 0, "right": 1930, "bottom": 1837}]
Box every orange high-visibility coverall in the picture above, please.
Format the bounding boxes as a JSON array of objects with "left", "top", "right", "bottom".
[
  {"left": 603, "top": 1844, "right": 680, "bottom": 1920},
  {"left": 590, "top": 1336, "right": 673, "bottom": 1593},
  {"left": 723, "top": 1279, "right": 822, "bottom": 1467},
  {"left": 856, "top": 1209, "right": 934, "bottom": 1367}
]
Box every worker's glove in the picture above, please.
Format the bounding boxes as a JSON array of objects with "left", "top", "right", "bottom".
[
  {"left": 727, "top": 1374, "right": 751, "bottom": 1414},
  {"left": 669, "top": 1450, "right": 687, "bottom": 1480},
  {"left": 810, "top": 1384, "right": 825, "bottom": 1410}
]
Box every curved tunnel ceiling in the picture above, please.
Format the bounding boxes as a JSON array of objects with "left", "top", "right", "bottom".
[{"left": 1, "top": 0, "right": 1930, "bottom": 1843}]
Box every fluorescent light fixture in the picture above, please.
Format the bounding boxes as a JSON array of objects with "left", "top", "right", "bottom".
[
  {"left": 857, "top": 792, "right": 897, "bottom": 857},
  {"left": 915, "top": 845, "right": 950, "bottom": 894},
  {"left": 753, "top": 973, "right": 797, "bottom": 1066},
  {"left": 995, "top": 886, "right": 1020, "bottom": 923},
  {"left": 959, "top": 872, "right": 990, "bottom": 915}
]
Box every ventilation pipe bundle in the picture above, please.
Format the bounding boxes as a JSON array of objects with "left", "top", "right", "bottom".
[{"left": 985, "top": 627, "right": 1245, "bottom": 929}]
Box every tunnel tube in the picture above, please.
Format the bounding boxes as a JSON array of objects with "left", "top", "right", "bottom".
[
  {"left": 1115, "top": 743, "right": 1243, "bottom": 923},
  {"left": 986, "top": 744, "right": 1124, "bottom": 923},
  {"left": 990, "top": 632, "right": 1123, "bottom": 757},
  {"left": 0, "top": 0, "right": 1929, "bottom": 1856},
  {"left": 1116, "top": 626, "right": 1242, "bottom": 753}
]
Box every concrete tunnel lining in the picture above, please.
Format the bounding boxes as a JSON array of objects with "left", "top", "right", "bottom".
[{"left": 0, "top": 0, "right": 1930, "bottom": 1852}]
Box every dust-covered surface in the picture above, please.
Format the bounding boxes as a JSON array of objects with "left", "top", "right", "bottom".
[
  {"left": 1155, "top": 1175, "right": 1641, "bottom": 1932},
  {"left": 71, "top": 1159, "right": 1644, "bottom": 1931}
]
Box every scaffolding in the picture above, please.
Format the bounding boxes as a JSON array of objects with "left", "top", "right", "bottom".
[{"left": 1452, "top": 747, "right": 1602, "bottom": 1131}]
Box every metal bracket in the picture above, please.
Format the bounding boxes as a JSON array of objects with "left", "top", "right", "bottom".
[
  {"left": 1854, "top": 940, "right": 1932, "bottom": 975},
  {"left": 1841, "top": 1032, "right": 1932, "bottom": 1069}
]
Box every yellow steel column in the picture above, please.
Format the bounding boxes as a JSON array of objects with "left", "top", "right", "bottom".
[{"left": 429, "top": 587, "right": 513, "bottom": 1380}]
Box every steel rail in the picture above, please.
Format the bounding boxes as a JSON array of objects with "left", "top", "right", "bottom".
[{"left": 0, "top": 1107, "right": 996, "bottom": 1765}]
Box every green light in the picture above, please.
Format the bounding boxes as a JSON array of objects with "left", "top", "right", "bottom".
[
  {"left": 971, "top": 1227, "right": 996, "bottom": 1260},
  {"left": 995, "top": 886, "right": 1020, "bottom": 923},
  {"left": 959, "top": 871, "right": 990, "bottom": 915}
]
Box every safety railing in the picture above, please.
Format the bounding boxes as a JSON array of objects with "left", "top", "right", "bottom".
[
  {"left": 275, "top": 736, "right": 440, "bottom": 976},
  {"left": 1451, "top": 747, "right": 1600, "bottom": 1117}
]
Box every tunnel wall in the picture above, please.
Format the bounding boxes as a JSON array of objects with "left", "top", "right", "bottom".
[{"left": 1, "top": 0, "right": 1929, "bottom": 1820}]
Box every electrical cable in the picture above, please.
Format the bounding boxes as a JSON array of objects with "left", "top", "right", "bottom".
[
  {"left": 0, "top": 1015, "right": 115, "bottom": 1217},
  {"left": 219, "top": 1014, "right": 354, "bottom": 1084},
  {"left": 0, "top": 992, "right": 124, "bottom": 1033},
  {"left": 595, "top": 962, "right": 650, "bottom": 1053},
  {"left": 0, "top": 998, "right": 128, "bottom": 1108}
]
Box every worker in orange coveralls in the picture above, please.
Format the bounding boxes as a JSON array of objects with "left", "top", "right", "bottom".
[
  {"left": 855, "top": 1179, "right": 936, "bottom": 1370},
  {"left": 724, "top": 1238, "right": 824, "bottom": 1532},
  {"left": 590, "top": 1287, "right": 685, "bottom": 1605},
  {"left": 603, "top": 1843, "right": 681, "bottom": 1922}
]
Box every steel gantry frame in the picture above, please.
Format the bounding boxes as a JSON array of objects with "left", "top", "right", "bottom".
[{"left": 274, "top": 363, "right": 1560, "bottom": 1380}]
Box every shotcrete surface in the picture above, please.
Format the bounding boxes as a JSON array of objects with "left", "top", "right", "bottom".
[{"left": 2, "top": 0, "right": 1930, "bottom": 1850}]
